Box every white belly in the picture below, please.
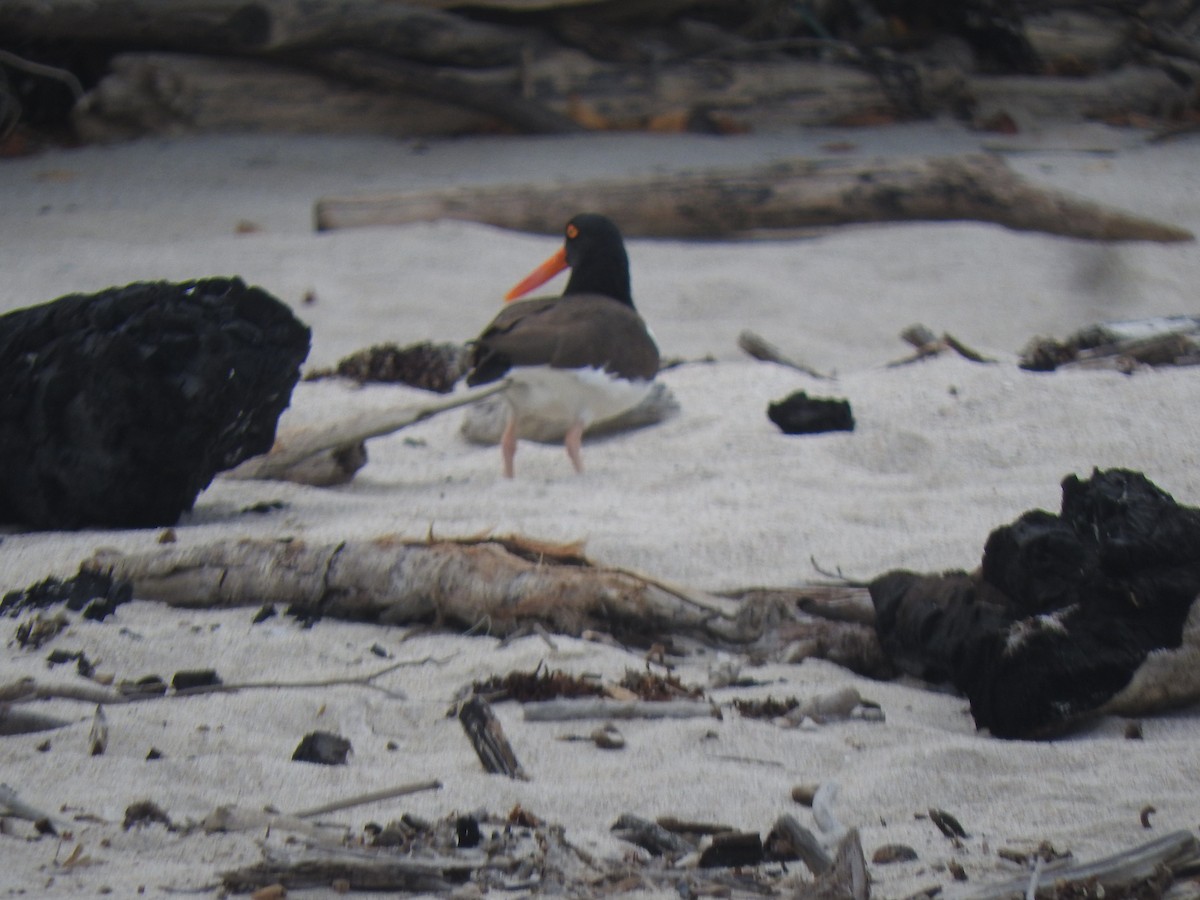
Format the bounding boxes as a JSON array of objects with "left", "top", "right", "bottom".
[{"left": 505, "top": 366, "right": 654, "bottom": 433}]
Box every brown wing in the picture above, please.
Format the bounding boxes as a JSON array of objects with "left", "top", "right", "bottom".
[{"left": 468, "top": 295, "right": 658, "bottom": 385}]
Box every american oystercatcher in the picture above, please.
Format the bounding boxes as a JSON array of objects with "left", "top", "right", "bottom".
[{"left": 467, "top": 214, "right": 659, "bottom": 477}]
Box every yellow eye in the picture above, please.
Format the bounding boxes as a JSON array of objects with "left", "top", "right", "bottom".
[{"left": 566, "top": 223, "right": 579, "bottom": 240}]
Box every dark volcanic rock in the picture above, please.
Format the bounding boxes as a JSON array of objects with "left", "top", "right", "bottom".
[
  {"left": 870, "top": 469, "right": 1200, "bottom": 738},
  {"left": 768, "top": 391, "right": 854, "bottom": 435},
  {"left": 0, "top": 278, "right": 310, "bottom": 528},
  {"left": 0, "top": 568, "right": 132, "bottom": 621},
  {"left": 292, "top": 730, "right": 352, "bottom": 765}
]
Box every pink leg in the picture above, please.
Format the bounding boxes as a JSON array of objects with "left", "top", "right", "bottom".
[
  {"left": 564, "top": 421, "right": 585, "bottom": 474},
  {"left": 501, "top": 417, "right": 518, "bottom": 478}
]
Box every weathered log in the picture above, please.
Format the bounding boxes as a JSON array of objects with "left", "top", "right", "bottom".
[
  {"left": 72, "top": 48, "right": 887, "bottom": 139},
  {"left": 610, "top": 813, "right": 695, "bottom": 858},
  {"left": 221, "top": 853, "right": 469, "bottom": 894},
  {"left": 73, "top": 53, "right": 496, "bottom": 142},
  {"left": 0, "top": 0, "right": 528, "bottom": 66},
  {"left": 77, "top": 537, "right": 896, "bottom": 674},
  {"left": 314, "top": 155, "right": 1194, "bottom": 243},
  {"left": 953, "top": 830, "right": 1199, "bottom": 900},
  {"left": 83, "top": 537, "right": 748, "bottom": 644},
  {"left": 767, "top": 814, "right": 833, "bottom": 876},
  {"left": 291, "top": 48, "right": 583, "bottom": 135},
  {"left": 223, "top": 381, "right": 507, "bottom": 485}
]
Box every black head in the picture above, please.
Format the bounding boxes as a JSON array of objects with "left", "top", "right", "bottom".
[{"left": 562, "top": 214, "right": 633, "bottom": 306}]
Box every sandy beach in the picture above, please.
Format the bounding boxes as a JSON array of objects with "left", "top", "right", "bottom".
[{"left": 1, "top": 120, "right": 1199, "bottom": 898}]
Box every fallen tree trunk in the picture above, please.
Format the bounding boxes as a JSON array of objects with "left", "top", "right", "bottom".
[
  {"left": 85, "top": 536, "right": 748, "bottom": 643},
  {"left": 73, "top": 52, "right": 499, "bottom": 142},
  {"left": 80, "top": 536, "right": 889, "bottom": 675},
  {"left": 314, "top": 154, "right": 1194, "bottom": 242},
  {"left": 0, "top": 0, "right": 527, "bottom": 66}
]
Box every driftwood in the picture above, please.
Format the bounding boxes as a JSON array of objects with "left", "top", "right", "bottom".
[
  {"left": 523, "top": 698, "right": 720, "bottom": 721},
  {"left": 768, "top": 813, "right": 834, "bottom": 876},
  {"left": 0, "top": 0, "right": 527, "bottom": 66},
  {"left": 7, "top": 0, "right": 1200, "bottom": 144},
  {"left": 1020, "top": 315, "right": 1200, "bottom": 372},
  {"left": 225, "top": 378, "right": 678, "bottom": 483},
  {"left": 314, "top": 155, "right": 1194, "bottom": 243},
  {"left": 79, "top": 537, "right": 893, "bottom": 674},
  {"left": 73, "top": 52, "right": 497, "bottom": 141},
  {"left": 85, "top": 536, "right": 745, "bottom": 641},
  {"left": 887, "top": 324, "right": 998, "bottom": 367},
  {"left": 738, "top": 330, "right": 830, "bottom": 380},
  {"left": 222, "top": 851, "right": 471, "bottom": 894},
  {"left": 458, "top": 695, "right": 526, "bottom": 779},
  {"left": 223, "top": 381, "right": 507, "bottom": 485},
  {"left": 951, "top": 829, "right": 1199, "bottom": 900}
]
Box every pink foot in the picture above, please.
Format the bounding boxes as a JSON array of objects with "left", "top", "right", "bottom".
[
  {"left": 564, "top": 421, "right": 585, "bottom": 474},
  {"left": 501, "top": 417, "right": 517, "bottom": 478}
]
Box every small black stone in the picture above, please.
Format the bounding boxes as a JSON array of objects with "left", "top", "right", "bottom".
[
  {"left": 292, "top": 730, "right": 352, "bottom": 765},
  {"left": 171, "top": 669, "right": 222, "bottom": 692},
  {"left": 767, "top": 391, "right": 855, "bottom": 435}
]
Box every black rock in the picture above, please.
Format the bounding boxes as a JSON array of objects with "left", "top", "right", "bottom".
[
  {"left": 0, "top": 277, "right": 310, "bottom": 529},
  {"left": 870, "top": 468, "right": 1200, "bottom": 739},
  {"left": 171, "top": 669, "right": 223, "bottom": 692},
  {"left": 292, "top": 730, "right": 352, "bottom": 765},
  {"left": 455, "top": 815, "right": 482, "bottom": 849},
  {"left": 0, "top": 568, "right": 131, "bottom": 621},
  {"left": 768, "top": 391, "right": 854, "bottom": 435}
]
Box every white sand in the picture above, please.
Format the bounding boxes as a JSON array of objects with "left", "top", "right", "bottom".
[{"left": 1, "top": 121, "right": 1199, "bottom": 898}]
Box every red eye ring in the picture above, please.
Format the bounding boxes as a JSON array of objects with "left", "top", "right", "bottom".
[{"left": 566, "top": 223, "right": 579, "bottom": 240}]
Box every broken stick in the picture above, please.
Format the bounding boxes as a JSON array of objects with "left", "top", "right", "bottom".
[
  {"left": 458, "top": 695, "right": 526, "bottom": 779},
  {"left": 224, "top": 381, "right": 507, "bottom": 485}
]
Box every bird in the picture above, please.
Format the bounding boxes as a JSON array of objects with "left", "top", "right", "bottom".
[{"left": 466, "top": 213, "right": 659, "bottom": 478}]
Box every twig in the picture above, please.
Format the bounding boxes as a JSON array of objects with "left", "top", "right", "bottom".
[
  {"left": 888, "top": 324, "right": 996, "bottom": 367},
  {"left": 291, "top": 779, "right": 443, "bottom": 819},
  {"left": 522, "top": 698, "right": 719, "bottom": 721},
  {"left": 5, "top": 657, "right": 450, "bottom": 707},
  {"left": 737, "top": 330, "right": 831, "bottom": 380},
  {"left": 596, "top": 564, "right": 740, "bottom": 621},
  {"left": 0, "top": 49, "right": 85, "bottom": 99},
  {"left": 809, "top": 557, "right": 871, "bottom": 588}
]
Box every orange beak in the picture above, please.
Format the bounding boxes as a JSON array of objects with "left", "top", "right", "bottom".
[{"left": 504, "top": 245, "right": 568, "bottom": 302}]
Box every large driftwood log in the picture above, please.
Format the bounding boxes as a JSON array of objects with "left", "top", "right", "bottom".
[
  {"left": 222, "top": 378, "right": 678, "bottom": 485},
  {"left": 952, "top": 830, "right": 1199, "bottom": 900},
  {"left": 0, "top": 0, "right": 527, "bottom": 66},
  {"left": 223, "top": 381, "right": 507, "bottom": 485},
  {"left": 85, "top": 537, "right": 748, "bottom": 642},
  {"left": 314, "top": 155, "right": 1194, "bottom": 243},
  {"left": 72, "top": 53, "right": 498, "bottom": 142},
  {"left": 80, "top": 537, "right": 891, "bottom": 675}
]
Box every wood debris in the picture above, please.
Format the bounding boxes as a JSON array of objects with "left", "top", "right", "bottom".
[
  {"left": 458, "top": 695, "right": 526, "bottom": 779},
  {"left": 888, "top": 323, "right": 998, "bottom": 367},
  {"left": 315, "top": 155, "right": 1193, "bottom": 243},
  {"left": 1020, "top": 315, "right": 1200, "bottom": 372}
]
